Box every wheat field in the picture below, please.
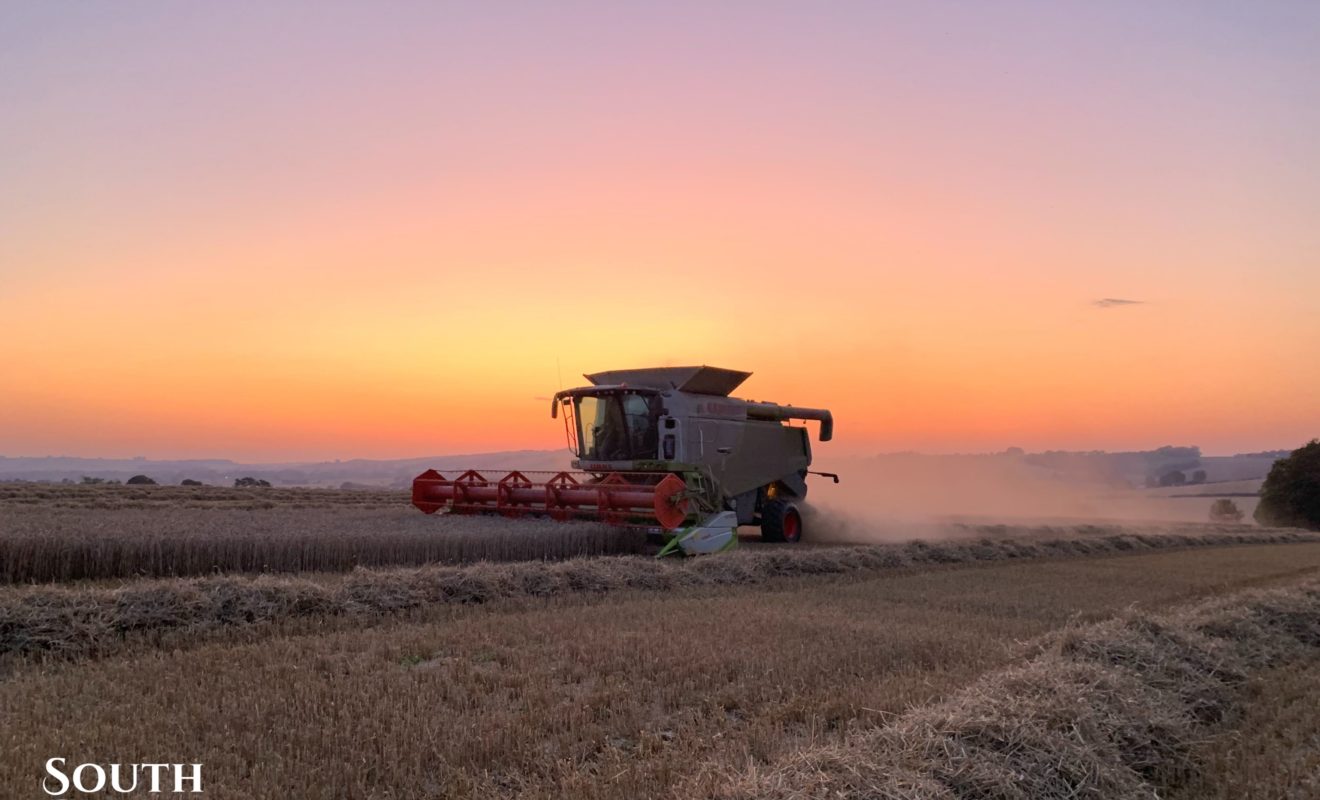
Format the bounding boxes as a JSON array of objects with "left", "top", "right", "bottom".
[
  {"left": 0, "top": 483, "right": 1303, "bottom": 584},
  {"left": 0, "top": 484, "right": 650, "bottom": 582}
]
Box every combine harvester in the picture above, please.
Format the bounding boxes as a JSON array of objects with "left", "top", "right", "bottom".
[{"left": 412, "top": 366, "right": 837, "bottom": 554}]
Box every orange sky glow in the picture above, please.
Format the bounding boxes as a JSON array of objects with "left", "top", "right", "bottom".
[{"left": 2, "top": 3, "right": 1317, "bottom": 461}]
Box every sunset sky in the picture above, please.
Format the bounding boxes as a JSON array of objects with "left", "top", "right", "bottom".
[{"left": 2, "top": 2, "right": 1317, "bottom": 461}]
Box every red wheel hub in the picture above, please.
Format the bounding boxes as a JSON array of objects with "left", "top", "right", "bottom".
[{"left": 783, "top": 510, "right": 801, "bottom": 542}]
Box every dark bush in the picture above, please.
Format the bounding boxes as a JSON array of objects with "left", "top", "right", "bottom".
[
  {"left": 126, "top": 475, "right": 157, "bottom": 485},
  {"left": 234, "top": 477, "right": 272, "bottom": 488},
  {"left": 1191, "top": 469, "right": 1207, "bottom": 484},
  {"left": 1208, "top": 499, "right": 1243, "bottom": 523},
  {"left": 180, "top": 479, "right": 203, "bottom": 486},
  {"left": 1254, "top": 440, "right": 1320, "bottom": 530}
]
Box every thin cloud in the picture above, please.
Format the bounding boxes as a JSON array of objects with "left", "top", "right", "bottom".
[{"left": 1092, "top": 298, "right": 1145, "bottom": 308}]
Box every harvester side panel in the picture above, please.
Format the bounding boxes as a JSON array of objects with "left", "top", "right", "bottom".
[{"left": 686, "top": 418, "right": 810, "bottom": 498}]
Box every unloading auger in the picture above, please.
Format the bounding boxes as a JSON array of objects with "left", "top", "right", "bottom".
[{"left": 412, "top": 366, "right": 837, "bottom": 554}]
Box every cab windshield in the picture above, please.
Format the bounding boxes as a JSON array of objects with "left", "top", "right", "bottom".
[{"left": 572, "top": 392, "right": 660, "bottom": 461}]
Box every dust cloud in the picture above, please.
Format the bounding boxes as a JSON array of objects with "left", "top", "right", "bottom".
[{"left": 797, "top": 454, "right": 1214, "bottom": 544}]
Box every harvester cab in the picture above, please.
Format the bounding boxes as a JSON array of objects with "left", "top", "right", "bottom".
[{"left": 413, "top": 366, "right": 836, "bottom": 555}]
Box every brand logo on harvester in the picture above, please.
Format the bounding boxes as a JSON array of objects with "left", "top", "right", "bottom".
[{"left": 42, "top": 759, "right": 202, "bottom": 795}]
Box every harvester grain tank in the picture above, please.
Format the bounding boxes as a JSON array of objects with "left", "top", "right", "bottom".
[{"left": 412, "top": 366, "right": 837, "bottom": 554}]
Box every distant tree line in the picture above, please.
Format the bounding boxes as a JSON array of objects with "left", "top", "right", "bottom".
[
  {"left": 76, "top": 475, "right": 270, "bottom": 488},
  {"left": 1145, "top": 469, "right": 1208, "bottom": 488}
]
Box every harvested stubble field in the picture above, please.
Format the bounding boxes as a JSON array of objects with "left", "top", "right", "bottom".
[
  {"left": 3, "top": 542, "right": 1320, "bottom": 799},
  {"left": 4, "top": 526, "right": 1316, "bottom": 663},
  {"left": 1170, "top": 658, "right": 1320, "bottom": 800},
  {"left": 718, "top": 578, "right": 1320, "bottom": 800}
]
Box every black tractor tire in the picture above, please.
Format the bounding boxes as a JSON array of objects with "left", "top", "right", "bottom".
[{"left": 760, "top": 499, "right": 803, "bottom": 543}]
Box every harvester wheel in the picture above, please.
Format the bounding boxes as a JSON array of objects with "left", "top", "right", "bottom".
[{"left": 760, "top": 499, "right": 802, "bottom": 543}]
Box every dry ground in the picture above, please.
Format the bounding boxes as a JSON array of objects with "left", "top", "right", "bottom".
[{"left": 4, "top": 543, "right": 1320, "bottom": 799}]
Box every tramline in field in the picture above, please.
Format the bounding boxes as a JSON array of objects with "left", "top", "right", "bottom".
[{"left": 412, "top": 366, "right": 838, "bottom": 554}]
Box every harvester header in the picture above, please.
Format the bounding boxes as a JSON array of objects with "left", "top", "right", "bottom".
[{"left": 413, "top": 366, "right": 837, "bottom": 554}]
